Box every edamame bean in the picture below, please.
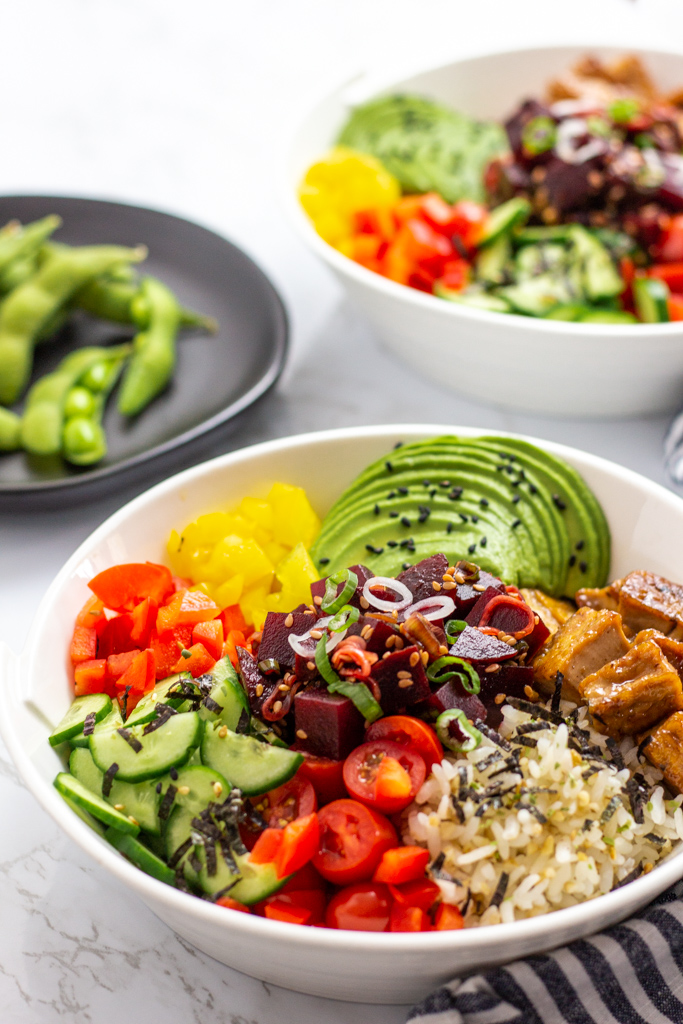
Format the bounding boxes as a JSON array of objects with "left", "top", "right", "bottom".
[
  {"left": 117, "top": 277, "right": 181, "bottom": 416},
  {"left": 0, "top": 215, "right": 61, "bottom": 277},
  {"left": 63, "top": 386, "right": 97, "bottom": 420},
  {"left": 0, "top": 407, "right": 21, "bottom": 451},
  {"left": 0, "top": 243, "right": 146, "bottom": 405},
  {"left": 61, "top": 348, "right": 130, "bottom": 466}
]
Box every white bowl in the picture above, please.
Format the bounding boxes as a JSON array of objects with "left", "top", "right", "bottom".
[
  {"left": 4, "top": 424, "right": 683, "bottom": 1004},
  {"left": 284, "top": 45, "right": 683, "bottom": 419}
]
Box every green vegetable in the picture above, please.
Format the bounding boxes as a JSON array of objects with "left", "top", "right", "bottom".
[
  {"left": 521, "top": 116, "right": 557, "bottom": 155},
  {"left": 327, "top": 604, "right": 360, "bottom": 632},
  {"left": 609, "top": 97, "right": 640, "bottom": 123},
  {"left": 435, "top": 710, "right": 482, "bottom": 753},
  {"left": 315, "top": 635, "right": 382, "bottom": 722},
  {"left": 117, "top": 276, "right": 181, "bottom": 416},
  {"left": 76, "top": 273, "right": 218, "bottom": 332},
  {"left": 479, "top": 198, "right": 531, "bottom": 247},
  {"left": 634, "top": 277, "right": 670, "bottom": 323},
  {"left": 321, "top": 567, "right": 359, "bottom": 613},
  {"left": 0, "top": 407, "right": 21, "bottom": 450},
  {"left": 427, "top": 656, "right": 480, "bottom": 694},
  {"left": 62, "top": 346, "right": 130, "bottom": 466}
]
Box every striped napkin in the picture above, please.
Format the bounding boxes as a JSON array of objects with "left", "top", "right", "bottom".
[{"left": 409, "top": 881, "right": 683, "bottom": 1024}]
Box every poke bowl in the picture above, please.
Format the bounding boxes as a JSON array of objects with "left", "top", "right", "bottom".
[
  {"left": 284, "top": 46, "right": 683, "bottom": 418},
  {"left": 4, "top": 423, "right": 683, "bottom": 1004}
]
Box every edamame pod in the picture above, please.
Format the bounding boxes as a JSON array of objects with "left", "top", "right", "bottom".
[
  {"left": 0, "top": 243, "right": 146, "bottom": 405},
  {"left": 76, "top": 274, "right": 218, "bottom": 332},
  {"left": 117, "top": 277, "right": 181, "bottom": 416},
  {"left": 62, "top": 347, "right": 130, "bottom": 466},
  {"left": 0, "top": 215, "right": 61, "bottom": 276},
  {"left": 0, "top": 407, "right": 21, "bottom": 451}
]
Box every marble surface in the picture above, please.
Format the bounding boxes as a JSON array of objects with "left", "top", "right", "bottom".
[{"left": 1, "top": 0, "right": 683, "bottom": 1019}]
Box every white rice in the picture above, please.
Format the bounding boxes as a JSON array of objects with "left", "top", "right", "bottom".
[{"left": 405, "top": 700, "right": 683, "bottom": 926}]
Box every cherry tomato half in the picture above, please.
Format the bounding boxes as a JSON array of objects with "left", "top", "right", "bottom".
[
  {"left": 295, "top": 750, "right": 347, "bottom": 805},
  {"left": 257, "top": 774, "right": 318, "bottom": 829},
  {"left": 365, "top": 715, "right": 443, "bottom": 769},
  {"left": 325, "top": 882, "right": 391, "bottom": 931},
  {"left": 313, "top": 798, "right": 397, "bottom": 885},
  {"left": 343, "top": 740, "right": 426, "bottom": 814}
]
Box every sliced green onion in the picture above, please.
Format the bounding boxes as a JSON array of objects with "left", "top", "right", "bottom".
[
  {"left": 445, "top": 619, "right": 467, "bottom": 642},
  {"left": 321, "top": 568, "right": 358, "bottom": 614},
  {"left": 328, "top": 604, "right": 360, "bottom": 633},
  {"left": 435, "top": 709, "right": 482, "bottom": 753},
  {"left": 455, "top": 560, "right": 480, "bottom": 583},
  {"left": 609, "top": 97, "right": 640, "bottom": 124},
  {"left": 315, "top": 636, "right": 382, "bottom": 722},
  {"left": 521, "top": 116, "right": 557, "bottom": 155},
  {"left": 586, "top": 115, "right": 611, "bottom": 138},
  {"left": 427, "top": 656, "right": 480, "bottom": 694}
]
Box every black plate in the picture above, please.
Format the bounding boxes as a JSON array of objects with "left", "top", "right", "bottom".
[{"left": 0, "top": 196, "right": 288, "bottom": 507}]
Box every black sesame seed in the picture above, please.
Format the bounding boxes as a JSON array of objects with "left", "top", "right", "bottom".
[
  {"left": 529, "top": 484, "right": 538, "bottom": 495},
  {"left": 568, "top": 554, "right": 576, "bottom": 567},
  {"left": 403, "top": 562, "right": 411, "bottom": 570},
  {"left": 400, "top": 538, "right": 413, "bottom": 548},
  {"left": 389, "top": 510, "right": 399, "bottom": 518},
  {"left": 576, "top": 540, "right": 585, "bottom": 551},
  {"left": 512, "top": 494, "right": 521, "bottom": 504},
  {"left": 401, "top": 516, "right": 412, "bottom": 528},
  {"left": 398, "top": 486, "right": 409, "bottom": 496},
  {"left": 429, "top": 489, "right": 437, "bottom": 499},
  {"left": 446, "top": 522, "right": 454, "bottom": 534},
  {"left": 385, "top": 461, "right": 393, "bottom": 472},
  {"left": 480, "top": 498, "right": 489, "bottom": 507},
  {"left": 450, "top": 487, "right": 463, "bottom": 500},
  {"left": 471, "top": 515, "right": 479, "bottom": 524},
  {"left": 319, "top": 557, "right": 330, "bottom": 565},
  {"left": 468, "top": 544, "right": 476, "bottom": 554},
  {"left": 365, "top": 544, "right": 384, "bottom": 555},
  {"left": 374, "top": 504, "right": 381, "bottom": 515},
  {"left": 580, "top": 560, "right": 588, "bottom": 573},
  {"left": 511, "top": 479, "right": 520, "bottom": 488},
  {"left": 511, "top": 519, "right": 521, "bottom": 529},
  {"left": 496, "top": 464, "right": 506, "bottom": 471},
  {"left": 480, "top": 537, "right": 487, "bottom": 548},
  {"left": 387, "top": 491, "right": 396, "bottom": 499},
  {"left": 394, "top": 441, "right": 404, "bottom": 449},
  {"left": 505, "top": 466, "right": 515, "bottom": 475},
  {"left": 387, "top": 540, "right": 398, "bottom": 548},
  {"left": 458, "top": 513, "right": 468, "bottom": 523},
  {"left": 423, "top": 479, "right": 431, "bottom": 487},
  {"left": 552, "top": 494, "right": 567, "bottom": 511}
]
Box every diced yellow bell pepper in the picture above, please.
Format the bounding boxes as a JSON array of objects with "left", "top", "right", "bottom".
[
  {"left": 239, "top": 496, "right": 274, "bottom": 532},
  {"left": 239, "top": 583, "right": 271, "bottom": 632},
  {"left": 214, "top": 574, "right": 244, "bottom": 609},
  {"left": 202, "top": 535, "right": 274, "bottom": 588},
  {"left": 275, "top": 542, "right": 319, "bottom": 610},
  {"left": 268, "top": 483, "right": 321, "bottom": 549}
]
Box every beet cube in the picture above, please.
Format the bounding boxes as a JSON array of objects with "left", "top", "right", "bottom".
[
  {"left": 370, "top": 645, "right": 430, "bottom": 713},
  {"left": 363, "top": 618, "right": 400, "bottom": 655},
  {"left": 429, "top": 679, "right": 486, "bottom": 723},
  {"left": 237, "top": 647, "right": 272, "bottom": 714},
  {"left": 465, "top": 587, "right": 509, "bottom": 627},
  {"left": 293, "top": 687, "right": 365, "bottom": 760},
  {"left": 310, "top": 564, "right": 374, "bottom": 610},
  {"left": 449, "top": 625, "right": 517, "bottom": 664},
  {"left": 525, "top": 615, "right": 551, "bottom": 659},
  {"left": 396, "top": 554, "right": 449, "bottom": 603},
  {"left": 454, "top": 572, "right": 505, "bottom": 615},
  {"left": 258, "top": 611, "right": 320, "bottom": 670},
  {"left": 477, "top": 664, "right": 535, "bottom": 727}
]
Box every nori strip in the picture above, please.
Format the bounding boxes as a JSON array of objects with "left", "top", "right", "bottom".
[
  {"left": 506, "top": 697, "right": 565, "bottom": 725},
  {"left": 551, "top": 673, "right": 563, "bottom": 714},
  {"left": 204, "top": 838, "right": 218, "bottom": 877},
  {"left": 117, "top": 727, "right": 143, "bottom": 753},
  {"left": 102, "top": 762, "right": 119, "bottom": 797},
  {"left": 202, "top": 696, "right": 224, "bottom": 715},
  {"left": 205, "top": 881, "right": 240, "bottom": 902},
  {"left": 582, "top": 818, "right": 595, "bottom": 832},
  {"left": 612, "top": 862, "right": 644, "bottom": 890},
  {"left": 82, "top": 712, "right": 96, "bottom": 737},
  {"left": 158, "top": 784, "right": 177, "bottom": 821},
  {"left": 488, "top": 755, "right": 522, "bottom": 778},
  {"left": 475, "top": 750, "right": 507, "bottom": 772},
  {"left": 490, "top": 871, "right": 509, "bottom": 907},
  {"left": 601, "top": 795, "right": 621, "bottom": 823},
  {"left": 451, "top": 796, "right": 465, "bottom": 823},
  {"left": 143, "top": 704, "right": 178, "bottom": 734},
  {"left": 512, "top": 735, "right": 538, "bottom": 748},
  {"left": 643, "top": 832, "right": 669, "bottom": 848},
  {"left": 121, "top": 685, "right": 132, "bottom": 721},
  {"left": 517, "top": 721, "right": 550, "bottom": 735},
  {"left": 235, "top": 708, "right": 250, "bottom": 735},
  {"left": 605, "top": 737, "right": 625, "bottom": 770},
  {"left": 474, "top": 720, "right": 512, "bottom": 751},
  {"left": 637, "top": 734, "right": 653, "bottom": 759},
  {"left": 522, "top": 804, "right": 547, "bottom": 824},
  {"left": 169, "top": 837, "right": 192, "bottom": 868}
]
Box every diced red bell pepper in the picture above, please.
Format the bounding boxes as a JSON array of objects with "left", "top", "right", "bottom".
[
  {"left": 74, "top": 658, "right": 108, "bottom": 696},
  {"left": 408, "top": 269, "right": 437, "bottom": 293},
  {"left": 106, "top": 649, "right": 138, "bottom": 685},
  {"left": 255, "top": 887, "right": 327, "bottom": 924},
  {"left": 157, "top": 589, "right": 220, "bottom": 632},
  {"left": 372, "top": 846, "right": 430, "bottom": 885},
  {"left": 70, "top": 625, "right": 98, "bottom": 666},
  {"left": 88, "top": 562, "right": 173, "bottom": 612},
  {"left": 401, "top": 218, "right": 454, "bottom": 274},
  {"left": 75, "top": 594, "right": 106, "bottom": 631},
  {"left": 263, "top": 899, "right": 313, "bottom": 926},
  {"left": 393, "top": 194, "right": 431, "bottom": 226},
  {"left": 382, "top": 234, "right": 414, "bottom": 285},
  {"left": 418, "top": 193, "right": 459, "bottom": 234},
  {"left": 438, "top": 258, "right": 471, "bottom": 292},
  {"left": 657, "top": 213, "right": 683, "bottom": 263},
  {"left": 649, "top": 262, "right": 683, "bottom": 291},
  {"left": 149, "top": 624, "right": 193, "bottom": 679},
  {"left": 669, "top": 293, "right": 683, "bottom": 321},
  {"left": 97, "top": 614, "right": 136, "bottom": 659},
  {"left": 451, "top": 200, "right": 488, "bottom": 250},
  {"left": 354, "top": 207, "right": 395, "bottom": 242},
  {"left": 172, "top": 642, "right": 216, "bottom": 678},
  {"left": 216, "top": 896, "right": 251, "bottom": 913},
  {"left": 274, "top": 812, "right": 320, "bottom": 878},
  {"left": 192, "top": 619, "right": 224, "bottom": 661},
  {"left": 220, "top": 604, "right": 249, "bottom": 634},
  {"left": 129, "top": 597, "right": 158, "bottom": 649},
  {"left": 115, "top": 648, "right": 155, "bottom": 696},
  {"left": 433, "top": 903, "right": 465, "bottom": 930},
  {"left": 389, "top": 903, "right": 429, "bottom": 932},
  {"left": 388, "top": 878, "right": 441, "bottom": 912},
  {"left": 223, "top": 629, "right": 246, "bottom": 667},
  {"left": 350, "top": 232, "right": 384, "bottom": 271},
  {"left": 172, "top": 574, "right": 192, "bottom": 592},
  {"left": 249, "top": 827, "right": 284, "bottom": 865}
]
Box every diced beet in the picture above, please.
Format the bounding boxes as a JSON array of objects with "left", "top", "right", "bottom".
[
  {"left": 478, "top": 596, "right": 536, "bottom": 637},
  {"left": 310, "top": 564, "right": 373, "bottom": 610},
  {"left": 258, "top": 611, "right": 320, "bottom": 670},
  {"left": 525, "top": 615, "right": 551, "bottom": 659},
  {"left": 429, "top": 679, "right": 486, "bottom": 723},
  {"left": 237, "top": 647, "right": 273, "bottom": 715},
  {"left": 294, "top": 653, "right": 318, "bottom": 681},
  {"left": 505, "top": 98, "right": 554, "bottom": 158},
  {"left": 465, "top": 587, "right": 509, "bottom": 627},
  {"left": 363, "top": 618, "right": 399, "bottom": 655},
  {"left": 449, "top": 625, "right": 517, "bottom": 664},
  {"left": 396, "top": 554, "right": 448, "bottom": 604},
  {"left": 478, "top": 665, "right": 535, "bottom": 727},
  {"left": 370, "top": 645, "right": 430, "bottom": 713},
  {"left": 293, "top": 687, "right": 365, "bottom": 760},
  {"left": 454, "top": 572, "right": 505, "bottom": 615}
]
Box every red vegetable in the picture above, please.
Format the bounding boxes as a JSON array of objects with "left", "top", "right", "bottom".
[
  {"left": 192, "top": 618, "right": 224, "bottom": 661},
  {"left": 149, "top": 624, "right": 193, "bottom": 679},
  {"left": 70, "top": 625, "right": 97, "bottom": 665},
  {"left": 313, "top": 799, "right": 397, "bottom": 885},
  {"left": 433, "top": 903, "right": 465, "bottom": 930},
  {"left": 264, "top": 899, "right": 312, "bottom": 926},
  {"left": 372, "top": 846, "right": 430, "bottom": 885},
  {"left": 477, "top": 594, "right": 535, "bottom": 639},
  {"left": 74, "top": 658, "right": 107, "bottom": 696},
  {"left": 157, "top": 589, "right": 220, "bottom": 632},
  {"left": 343, "top": 740, "right": 426, "bottom": 814},
  {"left": 88, "top": 562, "right": 173, "bottom": 612},
  {"left": 216, "top": 896, "right": 251, "bottom": 913},
  {"left": 129, "top": 597, "right": 158, "bottom": 649},
  {"left": 295, "top": 751, "right": 347, "bottom": 805},
  {"left": 365, "top": 715, "right": 443, "bottom": 769},
  {"left": 259, "top": 775, "right": 317, "bottom": 828},
  {"left": 274, "top": 813, "right": 320, "bottom": 878},
  {"left": 115, "top": 648, "right": 155, "bottom": 697},
  {"left": 325, "top": 882, "right": 392, "bottom": 931},
  {"left": 389, "top": 903, "right": 429, "bottom": 932},
  {"left": 388, "top": 878, "right": 441, "bottom": 912}
]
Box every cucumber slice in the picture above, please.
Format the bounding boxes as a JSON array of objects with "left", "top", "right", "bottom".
[
  {"left": 105, "top": 827, "right": 175, "bottom": 885},
  {"left": 49, "top": 693, "right": 112, "bottom": 747},
  {"left": 201, "top": 722, "right": 302, "bottom": 796},
  {"left": 569, "top": 225, "right": 623, "bottom": 301},
  {"left": 434, "top": 283, "right": 511, "bottom": 311},
  {"left": 164, "top": 765, "right": 233, "bottom": 865},
  {"left": 479, "top": 198, "right": 531, "bottom": 246},
  {"left": 475, "top": 234, "right": 511, "bottom": 285},
  {"left": 90, "top": 710, "right": 202, "bottom": 782},
  {"left": 514, "top": 243, "right": 567, "bottom": 281},
  {"left": 249, "top": 717, "right": 289, "bottom": 748},
  {"left": 634, "top": 277, "right": 670, "bottom": 323},
  {"left": 579, "top": 309, "right": 638, "bottom": 324},
  {"left": 61, "top": 793, "right": 107, "bottom": 837},
  {"left": 198, "top": 657, "right": 250, "bottom": 730},
  {"left": 544, "top": 303, "right": 588, "bottom": 321},
  {"left": 498, "top": 274, "right": 573, "bottom": 316},
  {"left": 125, "top": 674, "right": 195, "bottom": 727},
  {"left": 70, "top": 747, "right": 162, "bottom": 834},
  {"left": 54, "top": 772, "right": 139, "bottom": 835},
  {"left": 514, "top": 224, "right": 574, "bottom": 244},
  {"left": 191, "top": 844, "right": 286, "bottom": 903}
]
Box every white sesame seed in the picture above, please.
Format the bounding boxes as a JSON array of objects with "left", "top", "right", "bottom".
[
  {"left": 296, "top": 729, "right": 308, "bottom": 740},
  {"left": 285, "top": 613, "right": 294, "bottom": 628}
]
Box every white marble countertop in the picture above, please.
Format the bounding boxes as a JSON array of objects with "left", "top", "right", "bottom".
[{"left": 1, "top": 0, "right": 683, "bottom": 1019}]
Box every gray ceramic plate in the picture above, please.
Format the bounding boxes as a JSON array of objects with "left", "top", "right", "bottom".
[{"left": 0, "top": 196, "right": 288, "bottom": 507}]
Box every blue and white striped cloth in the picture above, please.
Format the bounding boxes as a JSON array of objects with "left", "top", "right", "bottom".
[{"left": 409, "top": 882, "right": 683, "bottom": 1024}]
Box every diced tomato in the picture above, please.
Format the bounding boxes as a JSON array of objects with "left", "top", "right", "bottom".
[
  {"left": 149, "top": 624, "right": 193, "bottom": 679},
  {"left": 437, "top": 258, "right": 471, "bottom": 292},
  {"left": 401, "top": 218, "right": 454, "bottom": 274},
  {"left": 220, "top": 604, "right": 249, "bottom": 634},
  {"left": 75, "top": 594, "right": 106, "bottom": 630},
  {"left": 250, "top": 827, "right": 284, "bottom": 865},
  {"left": 257, "top": 775, "right": 317, "bottom": 828},
  {"left": 372, "top": 846, "right": 430, "bottom": 885},
  {"left": 312, "top": 799, "right": 397, "bottom": 885},
  {"left": 74, "top": 658, "right": 108, "bottom": 696},
  {"left": 669, "top": 293, "right": 683, "bottom": 321},
  {"left": 70, "top": 625, "right": 98, "bottom": 665},
  {"left": 278, "top": 863, "right": 326, "bottom": 893},
  {"left": 450, "top": 200, "right": 488, "bottom": 250},
  {"left": 97, "top": 614, "right": 135, "bottom": 659},
  {"left": 115, "top": 648, "right": 155, "bottom": 696},
  {"left": 88, "top": 562, "right": 173, "bottom": 612},
  {"left": 192, "top": 618, "right": 224, "bottom": 661},
  {"left": 129, "top": 597, "right": 158, "bottom": 649},
  {"left": 433, "top": 903, "right": 465, "bottom": 930},
  {"left": 388, "top": 878, "right": 441, "bottom": 912},
  {"left": 325, "top": 882, "right": 391, "bottom": 931},
  {"left": 295, "top": 751, "right": 347, "bottom": 805},
  {"left": 343, "top": 740, "right": 426, "bottom": 814},
  {"left": 223, "top": 629, "right": 246, "bottom": 667},
  {"left": 216, "top": 896, "right": 251, "bottom": 913},
  {"left": 274, "top": 812, "right": 320, "bottom": 878},
  {"left": 105, "top": 649, "right": 138, "bottom": 685},
  {"left": 264, "top": 900, "right": 313, "bottom": 926},
  {"left": 365, "top": 716, "right": 443, "bottom": 769},
  {"left": 389, "top": 903, "right": 429, "bottom": 932},
  {"left": 657, "top": 213, "right": 683, "bottom": 263},
  {"left": 172, "top": 642, "right": 216, "bottom": 678}
]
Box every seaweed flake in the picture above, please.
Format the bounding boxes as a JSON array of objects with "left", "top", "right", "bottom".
[
  {"left": 120, "top": 685, "right": 133, "bottom": 721},
  {"left": 116, "top": 727, "right": 143, "bottom": 753},
  {"left": 82, "top": 712, "right": 96, "bottom": 737},
  {"left": 605, "top": 737, "right": 626, "bottom": 770},
  {"left": 474, "top": 720, "right": 512, "bottom": 751},
  {"left": 612, "top": 862, "right": 644, "bottom": 890},
  {"left": 490, "top": 872, "right": 509, "bottom": 908},
  {"left": 517, "top": 721, "right": 551, "bottom": 736},
  {"left": 236, "top": 708, "right": 250, "bottom": 734},
  {"left": 102, "top": 763, "right": 119, "bottom": 797},
  {"left": 505, "top": 697, "right": 565, "bottom": 725},
  {"left": 203, "top": 696, "right": 224, "bottom": 715},
  {"left": 143, "top": 704, "right": 178, "bottom": 734},
  {"left": 601, "top": 795, "right": 621, "bottom": 823},
  {"left": 582, "top": 818, "right": 595, "bottom": 832},
  {"left": 643, "top": 832, "right": 669, "bottom": 848},
  {"left": 512, "top": 735, "right": 538, "bottom": 748},
  {"left": 168, "top": 837, "right": 192, "bottom": 868},
  {"left": 158, "top": 784, "right": 177, "bottom": 821},
  {"left": 551, "top": 673, "right": 563, "bottom": 714},
  {"left": 451, "top": 796, "right": 465, "bottom": 823}
]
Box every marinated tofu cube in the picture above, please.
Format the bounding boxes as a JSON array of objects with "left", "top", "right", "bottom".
[
  {"left": 631, "top": 629, "right": 683, "bottom": 676},
  {"left": 519, "top": 589, "right": 576, "bottom": 635},
  {"left": 617, "top": 571, "right": 683, "bottom": 638},
  {"left": 532, "top": 606, "right": 630, "bottom": 702},
  {"left": 644, "top": 711, "right": 683, "bottom": 794},
  {"left": 575, "top": 582, "right": 622, "bottom": 612},
  {"left": 578, "top": 640, "right": 683, "bottom": 739}
]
